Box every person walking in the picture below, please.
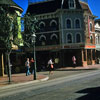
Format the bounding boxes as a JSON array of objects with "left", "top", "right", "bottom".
[
  {"left": 47, "top": 58, "right": 54, "bottom": 74},
  {"left": 30, "top": 58, "right": 35, "bottom": 74},
  {"left": 25, "top": 58, "right": 31, "bottom": 76},
  {"left": 72, "top": 56, "right": 76, "bottom": 67}
]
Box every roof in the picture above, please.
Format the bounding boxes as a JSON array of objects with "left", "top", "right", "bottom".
[
  {"left": 79, "top": 1, "right": 92, "bottom": 15},
  {"left": 0, "top": 0, "right": 23, "bottom": 12},
  {"left": 27, "top": 0, "right": 82, "bottom": 15},
  {"left": 28, "top": 0, "right": 61, "bottom": 14}
]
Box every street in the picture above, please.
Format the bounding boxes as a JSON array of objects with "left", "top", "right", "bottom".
[{"left": 0, "top": 69, "right": 100, "bottom": 100}]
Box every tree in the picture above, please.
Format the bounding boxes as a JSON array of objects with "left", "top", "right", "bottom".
[
  {"left": 22, "top": 13, "right": 38, "bottom": 47},
  {"left": 0, "top": 6, "right": 21, "bottom": 82}
]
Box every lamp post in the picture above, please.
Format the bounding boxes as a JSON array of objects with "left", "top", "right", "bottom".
[{"left": 31, "top": 33, "right": 37, "bottom": 80}]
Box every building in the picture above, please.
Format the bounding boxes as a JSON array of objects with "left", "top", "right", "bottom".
[
  {"left": 26, "top": 0, "right": 96, "bottom": 70},
  {"left": 95, "top": 19, "right": 100, "bottom": 63},
  {"left": 0, "top": 0, "right": 23, "bottom": 76}
]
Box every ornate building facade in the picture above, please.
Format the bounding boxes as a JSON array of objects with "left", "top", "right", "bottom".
[{"left": 27, "top": 0, "right": 96, "bottom": 69}]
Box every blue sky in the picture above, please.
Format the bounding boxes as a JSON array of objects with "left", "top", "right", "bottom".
[
  {"left": 88, "top": 0, "right": 100, "bottom": 18},
  {"left": 13, "top": 0, "right": 100, "bottom": 19}
]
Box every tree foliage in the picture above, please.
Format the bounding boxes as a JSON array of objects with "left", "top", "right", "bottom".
[
  {"left": 0, "top": 6, "right": 19, "bottom": 51},
  {"left": 22, "top": 13, "right": 38, "bottom": 47}
]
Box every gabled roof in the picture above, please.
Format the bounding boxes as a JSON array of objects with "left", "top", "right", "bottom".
[
  {"left": 0, "top": 0, "right": 23, "bottom": 12},
  {"left": 79, "top": 1, "right": 92, "bottom": 15}
]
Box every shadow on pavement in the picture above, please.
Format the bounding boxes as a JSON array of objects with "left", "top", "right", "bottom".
[{"left": 76, "top": 86, "right": 100, "bottom": 100}]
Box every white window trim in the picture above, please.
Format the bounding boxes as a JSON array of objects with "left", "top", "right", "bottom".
[
  {"left": 39, "top": 21, "right": 45, "bottom": 27},
  {"left": 50, "top": 33, "right": 58, "bottom": 40},
  {"left": 68, "top": 0, "right": 76, "bottom": 9},
  {"left": 66, "top": 18, "right": 72, "bottom": 29},
  {"left": 39, "top": 35, "right": 46, "bottom": 41},
  {"left": 66, "top": 33, "right": 73, "bottom": 43},
  {"left": 74, "top": 18, "right": 81, "bottom": 29},
  {"left": 75, "top": 33, "right": 82, "bottom": 43},
  {"left": 50, "top": 20, "right": 57, "bottom": 26}
]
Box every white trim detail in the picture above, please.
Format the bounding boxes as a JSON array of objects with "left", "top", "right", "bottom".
[
  {"left": 74, "top": 18, "right": 81, "bottom": 29},
  {"left": 39, "top": 35, "right": 46, "bottom": 41},
  {"left": 75, "top": 33, "right": 82, "bottom": 43},
  {"left": 68, "top": 0, "right": 76, "bottom": 9},
  {"left": 66, "top": 33, "right": 73, "bottom": 43},
  {"left": 66, "top": 18, "right": 72, "bottom": 29},
  {"left": 50, "top": 20, "right": 57, "bottom": 26},
  {"left": 50, "top": 33, "right": 58, "bottom": 40},
  {"left": 39, "top": 21, "right": 45, "bottom": 27}
]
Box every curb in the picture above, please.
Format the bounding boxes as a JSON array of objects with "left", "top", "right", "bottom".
[{"left": 0, "top": 76, "right": 49, "bottom": 90}]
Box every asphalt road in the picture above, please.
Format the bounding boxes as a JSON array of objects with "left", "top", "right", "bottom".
[{"left": 0, "top": 69, "right": 100, "bottom": 100}]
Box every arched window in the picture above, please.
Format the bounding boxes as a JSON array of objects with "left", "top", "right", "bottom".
[
  {"left": 39, "top": 21, "right": 45, "bottom": 32},
  {"left": 66, "top": 19, "right": 71, "bottom": 28},
  {"left": 75, "top": 19, "right": 80, "bottom": 28},
  {"left": 90, "top": 35, "right": 93, "bottom": 43},
  {"left": 39, "top": 35, "right": 46, "bottom": 45},
  {"left": 68, "top": 0, "right": 75, "bottom": 9},
  {"left": 67, "top": 33, "right": 72, "bottom": 43},
  {"left": 50, "top": 20, "right": 57, "bottom": 30},
  {"left": 76, "top": 34, "right": 81, "bottom": 43},
  {"left": 95, "top": 36, "right": 98, "bottom": 44},
  {"left": 90, "top": 23, "right": 92, "bottom": 31},
  {"left": 50, "top": 34, "right": 58, "bottom": 45}
]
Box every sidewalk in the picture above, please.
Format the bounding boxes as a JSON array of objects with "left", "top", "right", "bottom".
[
  {"left": 0, "top": 64, "right": 100, "bottom": 87},
  {"left": 0, "top": 73, "right": 49, "bottom": 87}
]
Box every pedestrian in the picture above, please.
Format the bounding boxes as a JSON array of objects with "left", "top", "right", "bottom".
[
  {"left": 47, "top": 58, "right": 54, "bottom": 74},
  {"left": 25, "top": 58, "right": 31, "bottom": 76},
  {"left": 72, "top": 56, "right": 76, "bottom": 67},
  {"left": 30, "top": 58, "right": 35, "bottom": 74}
]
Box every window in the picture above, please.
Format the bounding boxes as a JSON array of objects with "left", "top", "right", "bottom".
[
  {"left": 50, "top": 20, "right": 57, "bottom": 30},
  {"left": 68, "top": 0, "right": 75, "bottom": 9},
  {"left": 90, "top": 35, "right": 93, "bottom": 43},
  {"left": 67, "top": 34, "right": 72, "bottom": 43},
  {"left": 39, "top": 35, "right": 46, "bottom": 45},
  {"left": 39, "top": 21, "right": 45, "bottom": 32},
  {"left": 75, "top": 19, "right": 80, "bottom": 28},
  {"left": 90, "top": 23, "right": 92, "bottom": 31},
  {"left": 50, "top": 34, "right": 58, "bottom": 44},
  {"left": 66, "top": 19, "right": 71, "bottom": 28},
  {"left": 76, "top": 34, "right": 81, "bottom": 43}
]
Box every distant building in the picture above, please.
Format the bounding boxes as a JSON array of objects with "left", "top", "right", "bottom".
[
  {"left": 26, "top": 0, "right": 96, "bottom": 69},
  {"left": 95, "top": 19, "right": 100, "bottom": 63}
]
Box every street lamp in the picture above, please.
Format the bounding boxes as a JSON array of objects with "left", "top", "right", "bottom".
[{"left": 31, "top": 33, "right": 37, "bottom": 80}]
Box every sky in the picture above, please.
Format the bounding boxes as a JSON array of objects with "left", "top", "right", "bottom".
[{"left": 13, "top": 0, "right": 100, "bottom": 19}]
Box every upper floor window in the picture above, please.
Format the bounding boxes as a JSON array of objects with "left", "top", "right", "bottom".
[
  {"left": 68, "top": 0, "right": 75, "bottom": 9},
  {"left": 39, "top": 21, "right": 45, "bottom": 32},
  {"left": 90, "top": 23, "right": 92, "bottom": 31},
  {"left": 67, "top": 33, "right": 72, "bottom": 43},
  {"left": 66, "top": 19, "right": 71, "bottom": 29},
  {"left": 75, "top": 19, "right": 81, "bottom": 28},
  {"left": 50, "top": 20, "right": 57, "bottom": 30}
]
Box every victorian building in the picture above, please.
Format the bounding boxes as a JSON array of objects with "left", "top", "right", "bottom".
[
  {"left": 27, "top": 0, "right": 96, "bottom": 69},
  {"left": 95, "top": 19, "right": 100, "bottom": 63}
]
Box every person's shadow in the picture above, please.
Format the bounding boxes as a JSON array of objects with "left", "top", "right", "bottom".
[{"left": 76, "top": 87, "right": 100, "bottom": 100}]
